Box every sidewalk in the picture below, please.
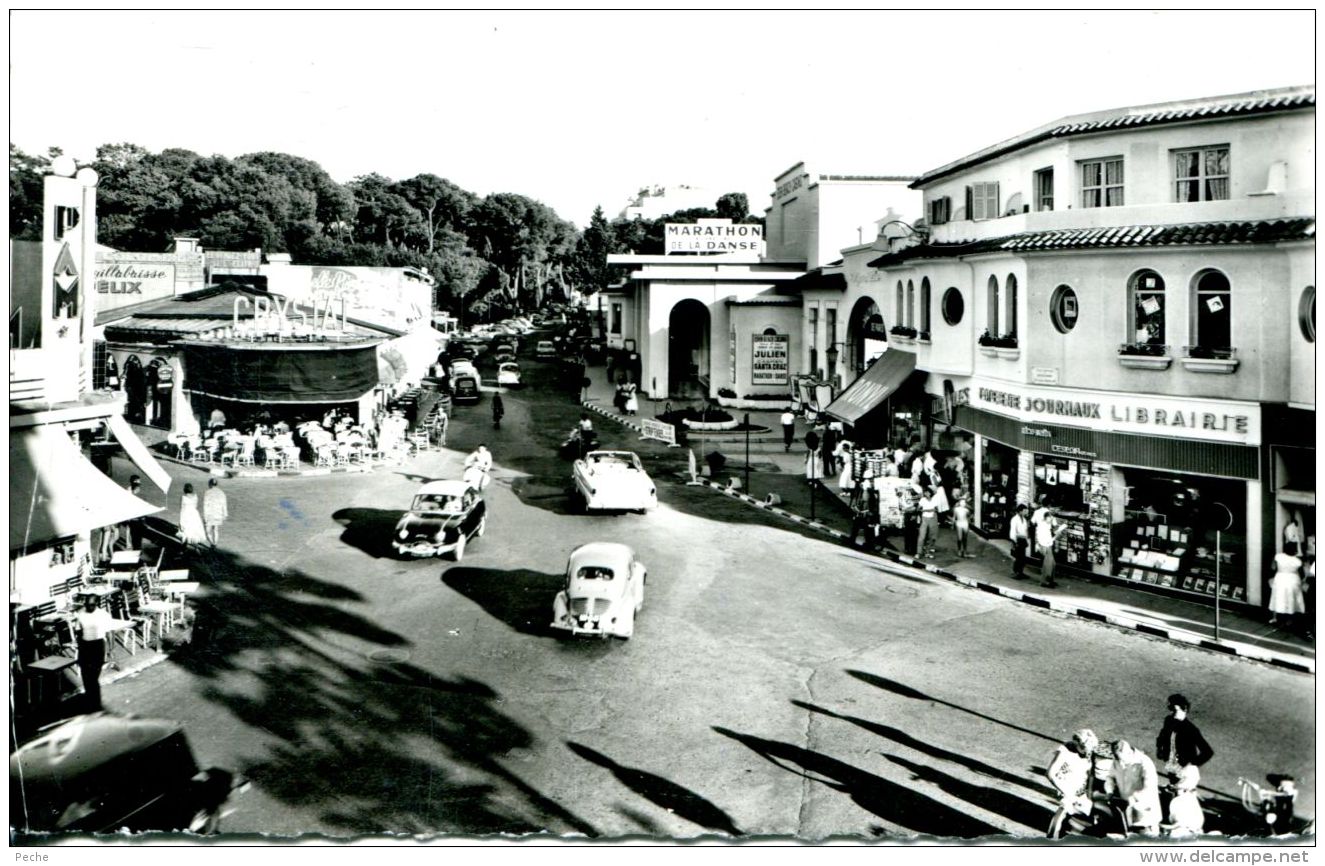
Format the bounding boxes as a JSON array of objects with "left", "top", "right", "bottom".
[{"left": 580, "top": 365, "right": 1314, "bottom": 674}]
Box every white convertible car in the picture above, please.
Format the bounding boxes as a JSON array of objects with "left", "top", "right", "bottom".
[
  {"left": 571, "top": 450, "right": 657, "bottom": 512},
  {"left": 551, "top": 542, "right": 646, "bottom": 639}
]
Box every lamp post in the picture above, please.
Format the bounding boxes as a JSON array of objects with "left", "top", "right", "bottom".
[
  {"left": 743, "top": 413, "right": 751, "bottom": 494},
  {"left": 1210, "top": 502, "right": 1234, "bottom": 641},
  {"left": 825, "top": 344, "right": 839, "bottom": 385}
]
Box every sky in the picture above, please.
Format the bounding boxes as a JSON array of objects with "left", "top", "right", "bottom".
[{"left": 9, "top": 9, "right": 1316, "bottom": 228}]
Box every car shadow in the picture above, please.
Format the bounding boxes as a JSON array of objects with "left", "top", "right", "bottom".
[
  {"left": 332, "top": 507, "right": 407, "bottom": 559},
  {"left": 443, "top": 566, "right": 565, "bottom": 637}
]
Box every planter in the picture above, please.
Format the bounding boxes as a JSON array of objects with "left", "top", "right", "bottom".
[
  {"left": 1118, "top": 354, "right": 1173, "bottom": 370},
  {"left": 890, "top": 335, "right": 915, "bottom": 345},
  {"left": 682, "top": 418, "right": 741, "bottom": 431},
  {"left": 1181, "top": 357, "right": 1240, "bottom": 374},
  {"left": 994, "top": 347, "right": 1021, "bottom": 360},
  {"left": 978, "top": 346, "right": 999, "bottom": 357},
  {"left": 915, "top": 338, "right": 932, "bottom": 346}
]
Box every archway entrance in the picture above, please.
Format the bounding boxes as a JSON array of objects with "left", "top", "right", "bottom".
[
  {"left": 847, "top": 296, "right": 887, "bottom": 375},
  {"left": 668, "top": 299, "right": 711, "bottom": 398}
]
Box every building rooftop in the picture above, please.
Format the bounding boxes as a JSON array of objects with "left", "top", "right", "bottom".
[
  {"left": 867, "top": 218, "right": 1315, "bottom": 267},
  {"left": 913, "top": 85, "right": 1315, "bottom": 187}
]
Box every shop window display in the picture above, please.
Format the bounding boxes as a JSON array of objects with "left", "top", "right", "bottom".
[
  {"left": 1033, "top": 454, "right": 1095, "bottom": 567},
  {"left": 1112, "top": 470, "right": 1247, "bottom": 601},
  {"left": 980, "top": 440, "right": 1017, "bottom": 535}
]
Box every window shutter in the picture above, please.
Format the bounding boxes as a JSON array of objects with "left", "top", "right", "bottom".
[
  {"left": 987, "top": 183, "right": 1000, "bottom": 218},
  {"left": 965, "top": 187, "right": 974, "bottom": 221}
]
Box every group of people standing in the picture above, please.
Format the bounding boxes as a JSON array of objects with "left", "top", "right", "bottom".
[
  {"left": 1008, "top": 496, "right": 1067, "bottom": 588},
  {"left": 1047, "top": 694, "right": 1214, "bottom": 838}
]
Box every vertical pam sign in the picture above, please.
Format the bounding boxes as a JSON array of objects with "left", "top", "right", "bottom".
[{"left": 752, "top": 334, "right": 789, "bottom": 385}]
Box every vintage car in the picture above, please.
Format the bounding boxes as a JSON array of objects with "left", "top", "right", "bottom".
[
  {"left": 450, "top": 358, "right": 478, "bottom": 378},
  {"left": 493, "top": 351, "right": 517, "bottom": 366},
  {"left": 451, "top": 374, "right": 481, "bottom": 405},
  {"left": 392, "top": 480, "right": 487, "bottom": 560},
  {"left": 536, "top": 340, "right": 556, "bottom": 358},
  {"left": 572, "top": 450, "right": 657, "bottom": 512},
  {"left": 497, "top": 362, "right": 522, "bottom": 387},
  {"left": 9, "top": 713, "right": 243, "bottom": 836},
  {"left": 551, "top": 542, "right": 646, "bottom": 639}
]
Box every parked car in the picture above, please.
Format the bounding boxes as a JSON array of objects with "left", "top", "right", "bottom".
[
  {"left": 392, "top": 480, "right": 487, "bottom": 560},
  {"left": 551, "top": 542, "right": 646, "bottom": 639},
  {"left": 9, "top": 713, "right": 243, "bottom": 836},
  {"left": 536, "top": 340, "right": 556, "bottom": 358},
  {"left": 450, "top": 359, "right": 478, "bottom": 379},
  {"left": 452, "top": 373, "right": 481, "bottom": 405},
  {"left": 497, "top": 362, "right": 522, "bottom": 388},
  {"left": 494, "top": 350, "right": 517, "bottom": 365},
  {"left": 572, "top": 450, "right": 657, "bottom": 512}
]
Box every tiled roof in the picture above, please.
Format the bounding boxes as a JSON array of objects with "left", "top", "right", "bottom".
[
  {"left": 867, "top": 218, "right": 1315, "bottom": 267},
  {"left": 725, "top": 298, "right": 803, "bottom": 307},
  {"left": 913, "top": 86, "right": 1314, "bottom": 186}
]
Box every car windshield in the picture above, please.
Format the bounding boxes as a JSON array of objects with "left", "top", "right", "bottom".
[
  {"left": 414, "top": 494, "right": 463, "bottom": 514},
  {"left": 575, "top": 566, "right": 615, "bottom": 581},
  {"left": 590, "top": 454, "right": 636, "bottom": 470}
]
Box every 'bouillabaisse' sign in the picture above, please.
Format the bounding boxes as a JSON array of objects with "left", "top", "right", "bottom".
[
  {"left": 665, "top": 219, "right": 765, "bottom": 257},
  {"left": 971, "top": 382, "right": 1259, "bottom": 446}
]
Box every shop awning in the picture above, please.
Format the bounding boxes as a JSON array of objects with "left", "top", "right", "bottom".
[
  {"left": 180, "top": 341, "right": 380, "bottom": 403},
  {"left": 823, "top": 350, "right": 917, "bottom": 425},
  {"left": 106, "top": 413, "right": 173, "bottom": 494},
  {"left": 10, "top": 425, "right": 161, "bottom": 550}
]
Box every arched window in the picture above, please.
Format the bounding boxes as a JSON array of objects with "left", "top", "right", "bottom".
[
  {"left": 920, "top": 278, "right": 932, "bottom": 334},
  {"left": 906, "top": 280, "right": 915, "bottom": 327},
  {"left": 986, "top": 275, "right": 1000, "bottom": 337},
  {"left": 895, "top": 281, "right": 904, "bottom": 327},
  {"left": 1192, "top": 270, "right": 1231, "bottom": 351},
  {"left": 763, "top": 327, "right": 779, "bottom": 336},
  {"left": 1300, "top": 286, "right": 1316, "bottom": 343},
  {"left": 1128, "top": 270, "right": 1166, "bottom": 346},
  {"left": 1005, "top": 274, "right": 1018, "bottom": 337}
]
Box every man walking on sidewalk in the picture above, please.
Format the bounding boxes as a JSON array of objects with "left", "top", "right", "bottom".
[
  {"left": 203, "top": 478, "right": 229, "bottom": 547},
  {"left": 781, "top": 409, "right": 795, "bottom": 452},
  {"left": 1038, "top": 512, "right": 1066, "bottom": 588},
  {"left": 1009, "top": 503, "right": 1030, "bottom": 579}
]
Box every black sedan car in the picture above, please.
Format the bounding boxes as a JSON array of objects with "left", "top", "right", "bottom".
[{"left": 392, "top": 480, "right": 487, "bottom": 561}]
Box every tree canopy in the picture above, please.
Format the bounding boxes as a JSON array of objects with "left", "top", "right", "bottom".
[{"left": 9, "top": 141, "right": 764, "bottom": 321}]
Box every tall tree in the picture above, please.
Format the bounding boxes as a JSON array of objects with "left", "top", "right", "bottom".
[
  {"left": 569, "top": 206, "right": 618, "bottom": 294},
  {"left": 716, "top": 192, "right": 751, "bottom": 222},
  {"left": 394, "top": 173, "right": 476, "bottom": 253},
  {"left": 9, "top": 144, "right": 54, "bottom": 240}
]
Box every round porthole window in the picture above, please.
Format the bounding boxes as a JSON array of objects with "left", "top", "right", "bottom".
[
  {"left": 941, "top": 288, "right": 964, "bottom": 325},
  {"left": 1300, "top": 286, "right": 1315, "bottom": 343},
  {"left": 1050, "top": 285, "right": 1079, "bottom": 333}
]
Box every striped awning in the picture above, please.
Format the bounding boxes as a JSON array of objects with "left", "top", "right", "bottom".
[{"left": 823, "top": 350, "right": 917, "bottom": 425}]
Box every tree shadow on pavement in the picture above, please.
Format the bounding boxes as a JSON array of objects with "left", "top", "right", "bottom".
[
  {"left": 792, "top": 700, "right": 1056, "bottom": 800},
  {"left": 566, "top": 742, "right": 742, "bottom": 837},
  {"left": 712, "top": 726, "right": 1000, "bottom": 838},
  {"left": 331, "top": 507, "right": 407, "bottom": 559},
  {"left": 442, "top": 566, "right": 565, "bottom": 637},
  {"left": 167, "top": 546, "right": 597, "bottom": 838},
  {"left": 847, "top": 670, "right": 1056, "bottom": 744}
]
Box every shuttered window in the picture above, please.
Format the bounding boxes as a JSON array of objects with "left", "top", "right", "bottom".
[{"left": 968, "top": 182, "right": 1000, "bottom": 220}]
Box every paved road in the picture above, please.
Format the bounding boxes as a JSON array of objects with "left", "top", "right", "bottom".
[{"left": 101, "top": 344, "right": 1315, "bottom": 840}]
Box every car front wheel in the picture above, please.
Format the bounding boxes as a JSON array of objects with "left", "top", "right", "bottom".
[
  {"left": 476, "top": 516, "right": 486, "bottom": 537},
  {"left": 452, "top": 534, "right": 466, "bottom": 562}
]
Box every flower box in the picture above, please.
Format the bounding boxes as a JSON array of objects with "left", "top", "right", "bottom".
[
  {"left": 1118, "top": 355, "right": 1173, "bottom": 370},
  {"left": 1181, "top": 347, "right": 1239, "bottom": 374},
  {"left": 978, "top": 346, "right": 999, "bottom": 357},
  {"left": 994, "top": 347, "right": 1021, "bottom": 360}
]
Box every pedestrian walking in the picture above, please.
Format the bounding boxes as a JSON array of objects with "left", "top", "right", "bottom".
[
  {"left": 1284, "top": 511, "right": 1305, "bottom": 557},
  {"left": 624, "top": 384, "right": 639, "bottom": 416},
  {"left": 952, "top": 494, "right": 973, "bottom": 558},
  {"left": 1009, "top": 504, "right": 1030, "bottom": 579},
  {"left": 780, "top": 409, "right": 795, "bottom": 452},
  {"left": 916, "top": 484, "right": 940, "bottom": 558},
  {"left": 1037, "top": 512, "right": 1066, "bottom": 588},
  {"left": 1268, "top": 544, "right": 1306, "bottom": 630},
  {"left": 177, "top": 482, "right": 207, "bottom": 546},
  {"left": 74, "top": 596, "right": 114, "bottom": 712},
  {"left": 1046, "top": 729, "right": 1099, "bottom": 838},
  {"left": 202, "top": 478, "right": 229, "bottom": 547},
  {"left": 492, "top": 393, "right": 505, "bottom": 429}
]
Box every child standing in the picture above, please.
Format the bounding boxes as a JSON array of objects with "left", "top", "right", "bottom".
[{"left": 952, "top": 494, "right": 973, "bottom": 558}]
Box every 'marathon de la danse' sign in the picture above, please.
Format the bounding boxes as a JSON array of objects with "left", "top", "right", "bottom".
[{"left": 665, "top": 219, "right": 765, "bottom": 259}]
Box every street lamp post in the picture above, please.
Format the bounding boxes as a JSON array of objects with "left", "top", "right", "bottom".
[{"left": 743, "top": 413, "right": 751, "bottom": 494}]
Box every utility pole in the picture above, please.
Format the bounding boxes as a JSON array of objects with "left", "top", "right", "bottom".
[{"left": 743, "top": 413, "right": 751, "bottom": 494}]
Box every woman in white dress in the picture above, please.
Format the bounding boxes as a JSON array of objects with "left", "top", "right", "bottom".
[
  {"left": 178, "top": 482, "right": 208, "bottom": 546},
  {"left": 1269, "top": 544, "right": 1305, "bottom": 629}
]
